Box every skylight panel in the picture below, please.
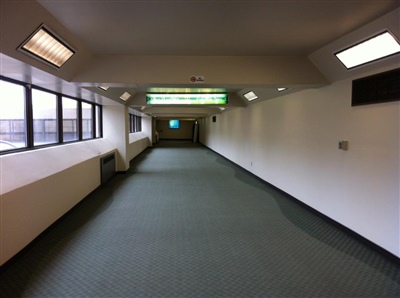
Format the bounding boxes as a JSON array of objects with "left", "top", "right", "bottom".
[
  {"left": 335, "top": 31, "right": 400, "bottom": 69},
  {"left": 18, "top": 24, "right": 75, "bottom": 69}
]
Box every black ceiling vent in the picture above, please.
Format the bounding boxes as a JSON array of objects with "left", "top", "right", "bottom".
[{"left": 352, "top": 68, "right": 400, "bottom": 106}]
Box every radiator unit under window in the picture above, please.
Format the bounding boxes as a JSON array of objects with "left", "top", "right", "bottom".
[{"left": 101, "top": 153, "right": 115, "bottom": 184}]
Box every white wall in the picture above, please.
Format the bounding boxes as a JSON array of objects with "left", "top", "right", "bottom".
[
  {"left": 202, "top": 66, "right": 400, "bottom": 257},
  {"left": 141, "top": 114, "right": 153, "bottom": 147},
  {"left": 0, "top": 139, "right": 116, "bottom": 265},
  {"left": 104, "top": 106, "right": 152, "bottom": 170},
  {"left": 0, "top": 104, "right": 152, "bottom": 266},
  {"left": 128, "top": 132, "right": 150, "bottom": 162},
  {"left": 103, "top": 105, "right": 129, "bottom": 171}
]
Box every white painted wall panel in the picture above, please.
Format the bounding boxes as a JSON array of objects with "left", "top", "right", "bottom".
[
  {"left": 203, "top": 68, "right": 400, "bottom": 257},
  {"left": 0, "top": 139, "right": 116, "bottom": 265}
]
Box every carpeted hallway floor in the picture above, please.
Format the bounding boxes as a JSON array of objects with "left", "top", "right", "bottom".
[{"left": 1, "top": 140, "right": 399, "bottom": 297}]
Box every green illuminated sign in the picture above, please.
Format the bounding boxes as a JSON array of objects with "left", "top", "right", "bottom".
[{"left": 146, "top": 93, "right": 228, "bottom": 105}]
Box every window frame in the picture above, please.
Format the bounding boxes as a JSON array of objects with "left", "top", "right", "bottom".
[
  {"left": 0, "top": 75, "right": 103, "bottom": 155},
  {"left": 0, "top": 77, "right": 28, "bottom": 150},
  {"left": 31, "top": 87, "right": 59, "bottom": 147},
  {"left": 81, "top": 101, "right": 94, "bottom": 140},
  {"left": 61, "top": 95, "right": 80, "bottom": 143},
  {"left": 129, "top": 112, "right": 142, "bottom": 133}
]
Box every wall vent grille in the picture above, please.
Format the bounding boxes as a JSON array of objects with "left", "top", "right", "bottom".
[{"left": 352, "top": 68, "right": 400, "bottom": 106}]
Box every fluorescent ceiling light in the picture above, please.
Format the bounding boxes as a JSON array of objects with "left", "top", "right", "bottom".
[
  {"left": 148, "top": 87, "right": 226, "bottom": 93},
  {"left": 120, "top": 91, "right": 132, "bottom": 101},
  {"left": 243, "top": 91, "right": 258, "bottom": 101},
  {"left": 18, "top": 24, "right": 75, "bottom": 69},
  {"left": 277, "top": 88, "right": 288, "bottom": 92},
  {"left": 219, "top": 107, "right": 226, "bottom": 111},
  {"left": 98, "top": 86, "right": 109, "bottom": 91},
  {"left": 335, "top": 31, "right": 400, "bottom": 69},
  {"left": 146, "top": 93, "right": 228, "bottom": 105}
]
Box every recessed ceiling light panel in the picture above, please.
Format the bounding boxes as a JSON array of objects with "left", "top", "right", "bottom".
[
  {"left": 18, "top": 24, "right": 75, "bottom": 69},
  {"left": 335, "top": 31, "right": 400, "bottom": 69},
  {"left": 120, "top": 91, "right": 132, "bottom": 101},
  {"left": 277, "top": 88, "right": 288, "bottom": 92},
  {"left": 243, "top": 91, "right": 258, "bottom": 101},
  {"left": 98, "top": 86, "right": 109, "bottom": 91}
]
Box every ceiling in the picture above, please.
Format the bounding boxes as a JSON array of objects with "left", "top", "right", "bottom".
[
  {"left": 2, "top": 0, "right": 400, "bottom": 119},
  {"left": 37, "top": 0, "right": 399, "bottom": 56}
]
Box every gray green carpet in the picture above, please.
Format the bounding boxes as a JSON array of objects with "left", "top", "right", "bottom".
[{"left": 1, "top": 140, "right": 399, "bottom": 297}]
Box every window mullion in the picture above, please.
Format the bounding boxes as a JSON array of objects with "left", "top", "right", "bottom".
[
  {"left": 78, "top": 101, "right": 83, "bottom": 140},
  {"left": 57, "top": 94, "right": 63, "bottom": 143},
  {"left": 99, "top": 105, "right": 103, "bottom": 138},
  {"left": 25, "top": 84, "right": 34, "bottom": 148},
  {"left": 92, "top": 104, "right": 96, "bottom": 138}
]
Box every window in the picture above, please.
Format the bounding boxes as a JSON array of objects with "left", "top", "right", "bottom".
[
  {"left": 82, "top": 102, "right": 93, "bottom": 139},
  {"left": 0, "top": 80, "right": 26, "bottom": 151},
  {"left": 32, "top": 88, "right": 58, "bottom": 146},
  {"left": 0, "top": 76, "right": 103, "bottom": 154},
  {"left": 62, "top": 97, "right": 78, "bottom": 142},
  {"left": 129, "top": 113, "right": 142, "bottom": 133},
  {"left": 135, "top": 115, "right": 142, "bottom": 132}
]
